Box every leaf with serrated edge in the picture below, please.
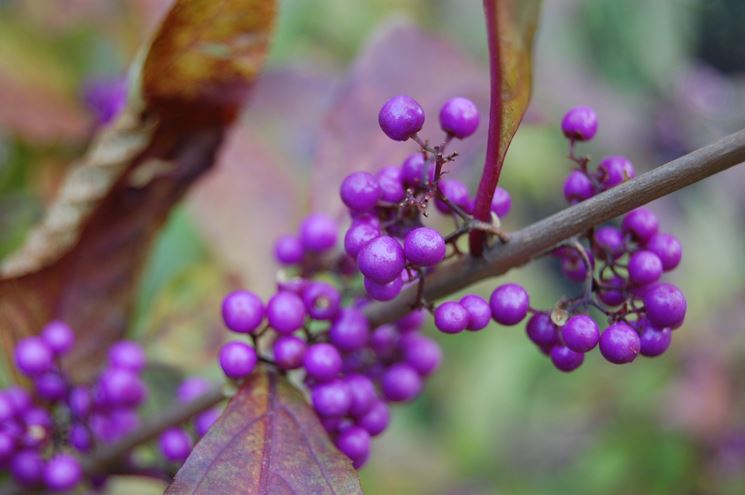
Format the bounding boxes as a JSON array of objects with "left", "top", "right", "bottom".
[{"left": 166, "top": 371, "right": 362, "bottom": 495}]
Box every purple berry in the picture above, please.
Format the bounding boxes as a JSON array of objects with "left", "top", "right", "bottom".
[
  {"left": 628, "top": 250, "right": 663, "bottom": 286},
  {"left": 108, "top": 340, "right": 146, "bottom": 372},
  {"left": 561, "top": 315, "right": 599, "bottom": 353},
  {"left": 177, "top": 377, "right": 212, "bottom": 403},
  {"left": 35, "top": 372, "right": 67, "bottom": 402},
  {"left": 303, "top": 343, "right": 342, "bottom": 382},
  {"left": 302, "top": 282, "right": 341, "bottom": 321},
  {"left": 593, "top": 226, "right": 625, "bottom": 260},
  {"left": 561, "top": 106, "right": 598, "bottom": 141},
  {"left": 300, "top": 213, "right": 337, "bottom": 252},
  {"left": 344, "top": 222, "right": 380, "bottom": 259},
  {"left": 563, "top": 170, "right": 595, "bottom": 204},
  {"left": 0, "top": 393, "right": 14, "bottom": 423},
  {"left": 336, "top": 425, "right": 371, "bottom": 469},
  {"left": 599, "top": 322, "right": 640, "bottom": 364},
  {"left": 44, "top": 454, "right": 82, "bottom": 491},
  {"left": 490, "top": 283, "right": 530, "bottom": 325},
  {"left": 364, "top": 276, "right": 402, "bottom": 302},
  {"left": 404, "top": 227, "right": 446, "bottom": 267},
  {"left": 99, "top": 368, "right": 145, "bottom": 407},
  {"left": 378, "top": 95, "right": 425, "bottom": 141},
  {"left": 273, "top": 335, "right": 307, "bottom": 370},
  {"left": 69, "top": 423, "right": 92, "bottom": 452},
  {"left": 439, "top": 97, "right": 480, "bottom": 139},
  {"left": 459, "top": 294, "right": 492, "bottom": 331},
  {"left": 11, "top": 450, "right": 44, "bottom": 486},
  {"left": 598, "top": 275, "right": 626, "bottom": 306},
  {"left": 597, "top": 155, "right": 636, "bottom": 189},
  {"left": 274, "top": 235, "right": 304, "bottom": 265},
  {"left": 401, "top": 153, "right": 427, "bottom": 188},
  {"left": 222, "top": 291, "right": 264, "bottom": 334},
  {"left": 644, "top": 232, "right": 682, "bottom": 271},
  {"left": 525, "top": 312, "right": 558, "bottom": 347},
  {"left": 382, "top": 363, "right": 422, "bottom": 402},
  {"left": 435, "top": 179, "right": 470, "bottom": 214},
  {"left": 340, "top": 172, "right": 381, "bottom": 212},
  {"left": 357, "top": 236, "right": 405, "bottom": 284},
  {"left": 377, "top": 166, "right": 405, "bottom": 204},
  {"left": 40, "top": 321, "right": 75, "bottom": 356},
  {"left": 638, "top": 322, "right": 672, "bottom": 357},
  {"left": 159, "top": 427, "right": 192, "bottom": 463},
  {"left": 643, "top": 283, "right": 686, "bottom": 329},
  {"left": 550, "top": 345, "right": 585, "bottom": 372},
  {"left": 5, "top": 386, "right": 32, "bottom": 415},
  {"left": 267, "top": 291, "right": 306, "bottom": 334},
  {"left": 0, "top": 431, "right": 16, "bottom": 463},
  {"left": 68, "top": 386, "right": 92, "bottom": 419},
  {"left": 621, "top": 208, "right": 659, "bottom": 243},
  {"left": 83, "top": 76, "right": 127, "bottom": 125},
  {"left": 311, "top": 379, "right": 351, "bottom": 417},
  {"left": 195, "top": 408, "right": 221, "bottom": 437},
  {"left": 434, "top": 301, "right": 469, "bottom": 334},
  {"left": 14, "top": 337, "right": 53, "bottom": 377},
  {"left": 370, "top": 324, "right": 399, "bottom": 358},
  {"left": 491, "top": 186, "right": 511, "bottom": 217},
  {"left": 402, "top": 334, "right": 442, "bottom": 376},
  {"left": 357, "top": 400, "right": 389, "bottom": 436},
  {"left": 218, "top": 341, "right": 257, "bottom": 379},
  {"left": 345, "top": 374, "right": 377, "bottom": 417},
  {"left": 329, "top": 308, "right": 370, "bottom": 352},
  {"left": 559, "top": 249, "right": 594, "bottom": 283},
  {"left": 397, "top": 310, "right": 427, "bottom": 333}
]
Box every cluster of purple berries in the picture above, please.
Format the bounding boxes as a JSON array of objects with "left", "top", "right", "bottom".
[
  {"left": 518, "top": 106, "right": 688, "bottom": 371},
  {"left": 218, "top": 94, "right": 510, "bottom": 468},
  {"left": 0, "top": 322, "right": 148, "bottom": 491}
]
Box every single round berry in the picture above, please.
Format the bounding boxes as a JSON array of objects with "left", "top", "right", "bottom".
[
  {"left": 0, "top": 392, "right": 15, "bottom": 423},
  {"left": 195, "top": 408, "right": 221, "bottom": 437},
  {"left": 621, "top": 208, "right": 659, "bottom": 243},
  {"left": 439, "top": 97, "right": 480, "bottom": 139},
  {"left": 593, "top": 226, "right": 625, "bottom": 260},
  {"left": 402, "top": 334, "right": 442, "bottom": 376},
  {"left": 329, "top": 308, "right": 370, "bottom": 352},
  {"left": 597, "top": 275, "right": 626, "bottom": 306},
  {"left": 336, "top": 425, "right": 371, "bottom": 469},
  {"left": 491, "top": 186, "right": 511, "bottom": 217},
  {"left": 67, "top": 386, "right": 92, "bottom": 419},
  {"left": 404, "top": 227, "right": 446, "bottom": 267},
  {"left": 311, "top": 379, "right": 351, "bottom": 417},
  {"left": 377, "top": 166, "right": 405, "bottom": 204},
  {"left": 35, "top": 372, "right": 67, "bottom": 402},
  {"left": 357, "top": 400, "right": 389, "bottom": 436},
  {"left": 381, "top": 363, "right": 422, "bottom": 402},
  {"left": 44, "top": 454, "right": 82, "bottom": 491},
  {"left": 14, "top": 337, "right": 53, "bottom": 377},
  {"left": 344, "top": 374, "right": 377, "bottom": 418},
  {"left": 5, "top": 385, "right": 32, "bottom": 415},
  {"left": 344, "top": 222, "right": 380, "bottom": 258},
  {"left": 159, "top": 428, "right": 192, "bottom": 463},
  {"left": 561, "top": 106, "right": 598, "bottom": 141},
  {"left": 370, "top": 324, "right": 398, "bottom": 358},
  {"left": 401, "top": 153, "right": 427, "bottom": 188},
  {"left": 273, "top": 335, "right": 307, "bottom": 370},
  {"left": 357, "top": 236, "right": 405, "bottom": 284},
  {"left": 0, "top": 431, "right": 16, "bottom": 463},
  {"left": 558, "top": 249, "right": 594, "bottom": 283},
  {"left": 267, "top": 291, "right": 306, "bottom": 334},
  {"left": 364, "top": 276, "right": 402, "bottom": 301},
  {"left": 218, "top": 341, "right": 257, "bottom": 379},
  {"left": 561, "top": 314, "right": 599, "bottom": 353},
  {"left": 378, "top": 95, "right": 425, "bottom": 141},
  {"left": 303, "top": 343, "right": 342, "bottom": 382},
  {"left": 490, "top": 283, "right": 530, "bottom": 325},
  {"left": 177, "top": 377, "right": 211, "bottom": 403},
  {"left": 644, "top": 232, "right": 682, "bottom": 271},
  {"left": 397, "top": 309, "right": 427, "bottom": 333},
  {"left": 459, "top": 294, "right": 492, "bottom": 331},
  {"left": 11, "top": 450, "right": 44, "bottom": 486},
  {"left": 526, "top": 312, "right": 558, "bottom": 347},
  {"left": 599, "top": 322, "right": 641, "bottom": 364},
  {"left": 434, "top": 301, "right": 469, "bottom": 334},
  {"left": 435, "top": 179, "right": 470, "bottom": 214},
  {"left": 643, "top": 283, "right": 686, "bottom": 329},
  {"left": 628, "top": 250, "right": 663, "bottom": 286},
  {"left": 108, "top": 340, "right": 146, "bottom": 372},
  {"left": 302, "top": 282, "right": 341, "bottom": 321},
  {"left": 340, "top": 172, "right": 381, "bottom": 212},
  {"left": 300, "top": 213, "right": 338, "bottom": 252},
  {"left": 563, "top": 170, "right": 595, "bottom": 204},
  {"left": 638, "top": 321, "right": 672, "bottom": 357},
  {"left": 69, "top": 423, "right": 92, "bottom": 452},
  {"left": 222, "top": 291, "right": 264, "bottom": 334},
  {"left": 274, "top": 235, "right": 304, "bottom": 265},
  {"left": 550, "top": 345, "right": 585, "bottom": 372},
  {"left": 100, "top": 368, "right": 146, "bottom": 407},
  {"left": 597, "top": 155, "right": 636, "bottom": 189},
  {"left": 41, "top": 321, "right": 75, "bottom": 356}
]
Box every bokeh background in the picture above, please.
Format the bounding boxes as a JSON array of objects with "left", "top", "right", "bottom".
[{"left": 2, "top": 1, "right": 745, "bottom": 494}]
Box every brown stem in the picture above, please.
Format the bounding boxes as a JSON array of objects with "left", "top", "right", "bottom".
[{"left": 364, "top": 128, "right": 745, "bottom": 327}]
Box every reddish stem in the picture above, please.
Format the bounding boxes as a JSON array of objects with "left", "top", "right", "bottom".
[{"left": 469, "top": 0, "right": 503, "bottom": 256}]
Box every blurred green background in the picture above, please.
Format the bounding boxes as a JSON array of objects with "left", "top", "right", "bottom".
[{"left": 2, "top": 1, "right": 745, "bottom": 494}]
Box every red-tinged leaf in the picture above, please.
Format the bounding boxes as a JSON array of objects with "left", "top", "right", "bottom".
[
  {"left": 166, "top": 371, "right": 362, "bottom": 495},
  {"left": 469, "top": 0, "right": 543, "bottom": 255},
  {"left": 0, "top": 0, "right": 277, "bottom": 381}
]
